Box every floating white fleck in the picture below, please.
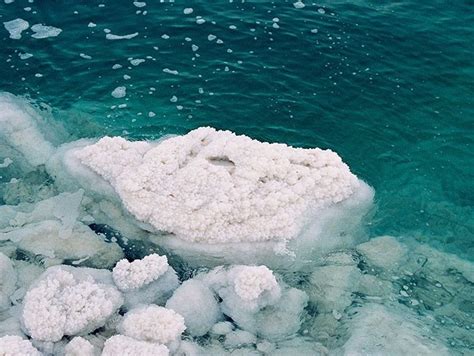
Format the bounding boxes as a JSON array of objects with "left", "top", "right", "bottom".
[
  {"left": 311, "top": 28, "right": 318, "bottom": 33},
  {"left": 191, "top": 44, "right": 199, "bottom": 52},
  {"left": 163, "top": 68, "right": 179, "bottom": 75},
  {"left": 293, "top": 1, "right": 305, "bottom": 9},
  {"left": 106, "top": 32, "right": 138, "bottom": 40},
  {"left": 148, "top": 111, "right": 156, "bottom": 117},
  {"left": 88, "top": 22, "right": 97, "bottom": 28},
  {"left": 161, "top": 34, "right": 170, "bottom": 39},
  {"left": 130, "top": 58, "right": 145, "bottom": 66},
  {"left": 133, "top": 1, "right": 146, "bottom": 8},
  {"left": 229, "top": 25, "right": 237, "bottom": 30},
  {"left": 31, "top": 24, "right": 62, "bottom": 39},
  {"left": 3, "top": 18, "right": 29, "bottom": 39},
  {"left": 318, "top": 8, "right": 326, "bottom": 14},
  {"left": 34, "top": 73, "right": 43, "bottom": 77},
  {"left": 208, "top": 34, "right": 216, "bottom": 41},
  {"left": 196, "top": 18, "right": 206, "bottom": 25},
  {"left": 183, "top": 8, "right": 193, "bottom": 15},
  {"left": 111, "top": 86, "right": 127, "bottom": 98},
  {"left": 112, "top": 64, "right": 122, "bottom": 70},
  {"left": 19, "top": 52, "right": 33, "bottom": 60},
  {"left": 80, "top": 53, "right": 92, "bottom": 59},
  {"left": 123, "top": 74, "right": 131, "bottom": 80},
  {"left": 170, "top": 95, "right": 178, "bottom": 103}
]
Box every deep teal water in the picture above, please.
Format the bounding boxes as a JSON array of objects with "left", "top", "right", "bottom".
[{"left": 1, "top": 0, "right": 473, "bottom": 259}]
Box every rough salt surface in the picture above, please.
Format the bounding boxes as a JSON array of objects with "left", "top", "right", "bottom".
[
  {"left": 102, "top": 335, "right": 169, "bottom": 356},
  {"left": 0, "top": 335, "right": 41, "bottom": 355},
  {"left": 233, "top": 266, "right": 278, "bottom": 301},
  {"left": 21, "top": 266, "right": 123, "bottom": 342},
  {"left": 76, "top": 127, "right": 359, "bottom": 243},
  {"left": 112, "top": 253, "right": 169, "bottom": 291},
  {"left": 118, "top": 305, "right": 185, "bottom": 344}
]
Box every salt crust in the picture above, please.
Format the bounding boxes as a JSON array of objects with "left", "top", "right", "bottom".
[
  {"left": 0, "top": 335, "right": 41, "bottom": 356},
  {"left": 101, "top": 335, "right": 169, "bottom": 356},
  {"left": 76, "top": 127, "right": 359, "bottom": 243},
  {"left": 112, "top": 253, "right": 169, "bottom": 291},
  {"left": 118, "top": 305, "right": 185, "bottom": 344},
  {"left": 21, "top": 266, "right": 123, "bottom": 342}
]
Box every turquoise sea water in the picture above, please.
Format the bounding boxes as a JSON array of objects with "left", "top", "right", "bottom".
[
  {"left": 2, "top": 1, "right": 472, "bottom": 259},
  {"left": 0, "top": 1, "right": 473, "bottom": 354}
]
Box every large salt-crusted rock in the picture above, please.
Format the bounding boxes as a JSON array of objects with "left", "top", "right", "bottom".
[
  {"left": 75, "top": 127, "right": 361, "bottom": 244},
  {"left": 21, "top": 265, "right": 123, "bottom": 342}
]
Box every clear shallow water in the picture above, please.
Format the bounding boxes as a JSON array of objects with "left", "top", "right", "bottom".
[{"left": 0, "top": 0, "right": 473, "bottom": 354}]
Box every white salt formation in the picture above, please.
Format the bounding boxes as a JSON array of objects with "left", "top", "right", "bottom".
[
  {"left": 0, "top": 335, "right": 41, "bottom": 355},
  {"left": 112, "top": 253, "right": 169, "bottom": 291},
  {"left": 75, "top": 127, "right": 360, "bottom": 244},
  {"left": 21, "top": 266, "right": 123, "bottom": 341},
  {"left": 118, "top": 305, "right": 186, "bottom": 344},
  {"left": 101, "top": 335, "right": 169, "bottom": 356},
  {"left": 112, "top": 254, "right": 179, "bottom": 309}
]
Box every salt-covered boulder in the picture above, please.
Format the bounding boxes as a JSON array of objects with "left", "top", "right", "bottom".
[
  {"left": 0, "top": 335, "right": 42, "bottom": 355},
  {"left": 112, "top": 254, "right": 179, "bottom": 309},
  {"left": 198, "top": 265, "right": 307, "bottom": 341},
  {"left": 21, "top": 265, "right": 123, "bottom": 342},
  {"left": 101, "top": 335, "right": 169, "bottom": 356},
  {"left": 67, "top": 127, "right": 374, "bottom": 268},
  {"left": 118, "top": 305, "right": 185, "bottom": 345}
]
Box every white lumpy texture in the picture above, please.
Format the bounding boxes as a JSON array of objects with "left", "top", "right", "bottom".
[
  {"left": 112, "top": 253, "right": 169, "bottom": 291},
  {"left": 76, "top": 127, "right": 360, "bottom": 243},
  {"left": 21, "top": 266, "right": 123, "bottom": 342},
  {"left": 118, "top": 305, "right": 185, "bottom": 344},
  {"left": 0, "top": 335, "right": 41, "bottom": 355},
  {"left": 102, "top": 335, "right": 169, "bottom": 356},
  {"left": 233, "top": 265, "right": 278, "bottom": 301}
]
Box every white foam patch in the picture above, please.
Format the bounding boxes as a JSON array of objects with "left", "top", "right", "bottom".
[
  {"left": 3, "top": 18, "right": 29, "bottom": 39},
  {"left": 106, "top": 32, "right": 138, "bottom": 40},
  {"left": 111, "top": 86, "right": 126, "bottom": 98},
  {"left": 31, "top": 24, "right": 62, "bottom": 39}
]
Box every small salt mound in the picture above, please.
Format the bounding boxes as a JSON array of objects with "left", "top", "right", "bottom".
[
  {"left": 112, "top": 254, "right": 179, "bottom": 309},
  {"left": 0, "top": 335, "right": 41, "bottom": 355},
  {"left": 112, "top": 253, "right": 169, "bottom": 291},
  {"left": 166, "top": 279, "right": 222, "bottom": 336},
  {"left": 21, "top": 265, "right": 123, "bottom": 342},
  {"left": 118, "top": 305, "right": 185, "bottom": 344},
  {"left": 3, "top": 18, "right": 29, "bottom": 39},
  {"left": 102, "top": 335, "right": 169, "bottom": 356},
  {"left": 31, "top": 24, "right": 62, "bottom": 39},
  {"left": 75, "top": 127, "right": 360, "bottom": 244},
  {"left": 64, "top": 336, "right": 95, "bottom": 356},
  {"left": 233, "top": 265, "right": 278, "bottom": 302}
]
